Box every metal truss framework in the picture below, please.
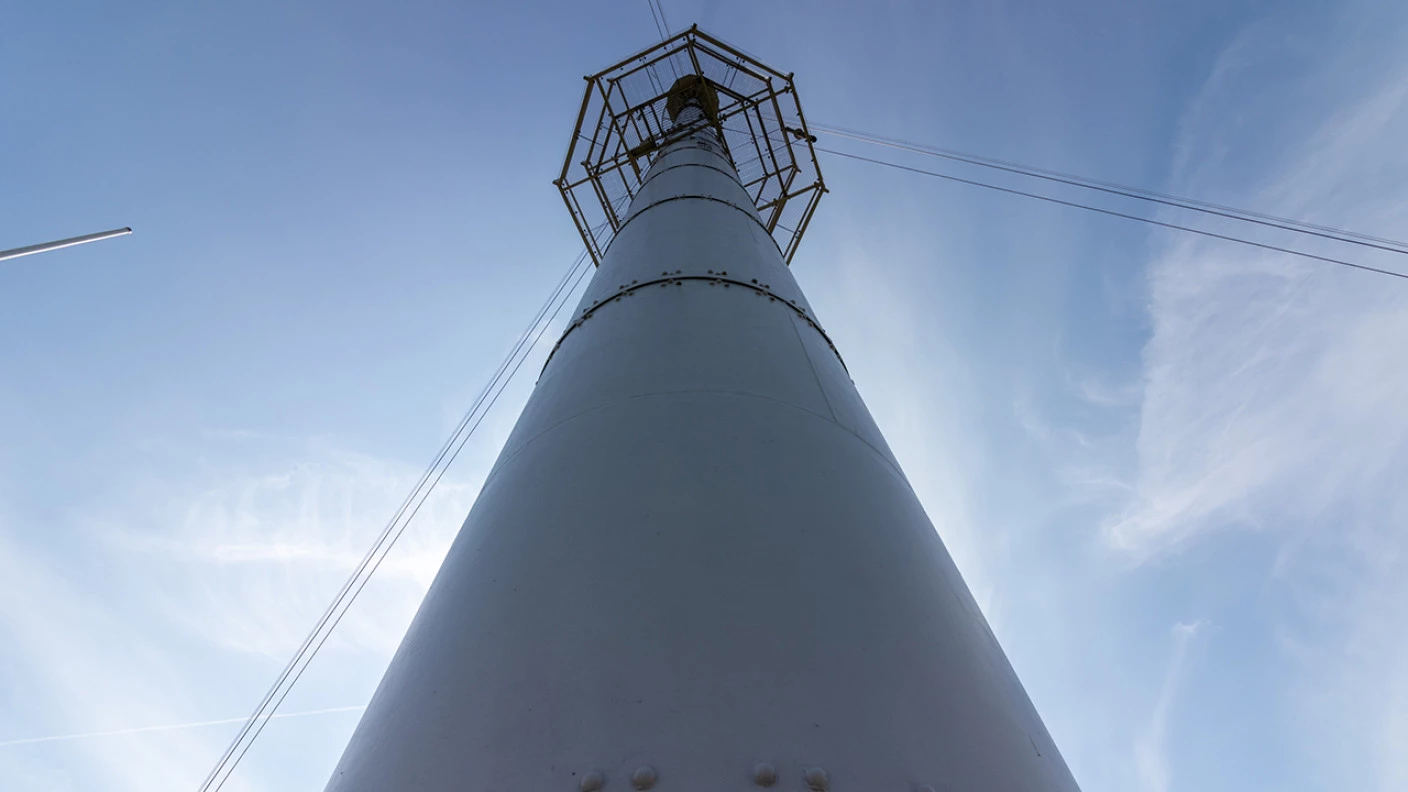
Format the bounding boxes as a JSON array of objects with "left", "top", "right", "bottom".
[{"left": 556, "top": 26, "right": 826, "bottom": 266}]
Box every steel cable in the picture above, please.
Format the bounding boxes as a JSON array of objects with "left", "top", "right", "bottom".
[
  {"left": 644, "top": 0, "right": 666, "bottom": 41},
  {"left": 728, "top": 122, "right": 1408, "bottom": 278},
  {"left": 820, "top": 146, "right": 1408, "bottom": 281},
  {"left": 813, "top": 124, "right": 1408, "bottom": 255}
]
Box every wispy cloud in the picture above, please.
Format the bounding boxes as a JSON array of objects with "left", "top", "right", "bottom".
[
  {"left": 1134, "top": 621, "right": 1206, "bottom": 792},
  {"left": 104, "top": 441, "right": 480, "bottom": 660},
  {"left": 1109, "top": 15, "right": 1408, "bottom": 559},
  {"left": 0, "top": 705, "right": 364, "bottom": 749},
  {"left": 0, "top": 430, "right": 492, "bottom": 791},
  {"left": 0, "top": 530, "right": 217, "bottom": 791},
  {"left": 1111, "top": 7, "right": 1408, "bottom": 788}
]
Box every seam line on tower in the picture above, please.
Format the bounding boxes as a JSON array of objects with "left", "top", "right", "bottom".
[
  {"left": 788, "top": 308, "right": 838, "bottom": 422},
  {"left": 635, "top": 160, "right": 741, "bottom": 192},
  {"left": 542, "top": 275, "right": 846, "bottom": 371},
  {"left": 610, "top": 195, "right": 779, "bottom": 256},
  {"left": 477, "top": 388, "right": 910, "bottom": 495}
]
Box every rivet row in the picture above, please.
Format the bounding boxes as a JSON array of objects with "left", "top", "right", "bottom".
[{"left": 577, "top": 764, "right": 857, "bottom": 790}]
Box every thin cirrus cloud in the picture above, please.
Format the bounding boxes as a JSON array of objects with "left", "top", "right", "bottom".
[
  {"left": 0, "top": 705, "right": 365, "bottom": 749},
  {"left": 1110, "top": 19, "right": 1408, "bottom": 558},
  {"left": 1109, "top": 13, "right": 1408, "bottom": 791},
  {"left": 1134, "top": 621, "right": 1206, "bottom": 792},
  {"left": 0, "top": 528, "right": 220, "bottom": 791},
  {"left": 0, "top": 435, "right": 488, "bottom": 790}
]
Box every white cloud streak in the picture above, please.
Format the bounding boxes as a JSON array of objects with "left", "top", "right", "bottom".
[
  {"left": 0, "top": 431, "right": 495, "bottom": 791},
  {"left": 1111, "top": 8, "right": 1408, "bottom": 789},
  {"left": 1134, "top": 621, "right": 1206, "bottom": 792},
  {"left": 0, "top": 530, "right": 217, "bottom": 791},
  {"left": 0, "top": 705, "right": 364, "bottom": 749},
  {"left": 114, "top": 444, "right": 479, "bottom": 660},
  {"left": 1110, "top": 16, "right": 1408, "bottom": 558}
]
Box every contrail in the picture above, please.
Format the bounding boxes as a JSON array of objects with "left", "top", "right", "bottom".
[{"left": 0, "top": 705, "right": 365, "bottom": 748}]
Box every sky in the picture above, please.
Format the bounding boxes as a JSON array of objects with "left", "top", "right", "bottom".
[{"left": 2, "top": 1, "right": 1406, "bottom": 791}]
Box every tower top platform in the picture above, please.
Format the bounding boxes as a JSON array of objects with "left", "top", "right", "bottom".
[{"left": 556, "top": 26, "right": 825, "bottom": 266}]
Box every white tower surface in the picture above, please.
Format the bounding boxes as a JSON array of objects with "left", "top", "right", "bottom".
[{"left": 325, "top": 28, "right": 1081, "bottom": 792}]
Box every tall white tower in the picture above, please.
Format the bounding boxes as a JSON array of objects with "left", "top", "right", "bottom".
[{"left": 326, "top": 27, "right": 1080, "bottom": 792}]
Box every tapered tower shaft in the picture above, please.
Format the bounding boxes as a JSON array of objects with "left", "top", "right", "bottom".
[{"left": 325, "top": 102, "right": 1079, "bottom": 790}]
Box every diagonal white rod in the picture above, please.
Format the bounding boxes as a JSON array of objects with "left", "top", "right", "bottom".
[{"left": 0, "top": 227, "right": 132, "bottom": 262}]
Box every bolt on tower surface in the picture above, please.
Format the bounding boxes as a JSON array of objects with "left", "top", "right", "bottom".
[{"left": 325, "top": 27, "right": 1081, "bottom": 792}]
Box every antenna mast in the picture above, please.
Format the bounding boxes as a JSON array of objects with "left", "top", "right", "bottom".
[{"left": 0, "top": 227, "right": 131, "bottom": 263}]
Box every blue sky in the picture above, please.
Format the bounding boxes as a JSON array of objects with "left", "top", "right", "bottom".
[{"left": 3, "top": 1, "right": 1406, "bottom": 791}]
